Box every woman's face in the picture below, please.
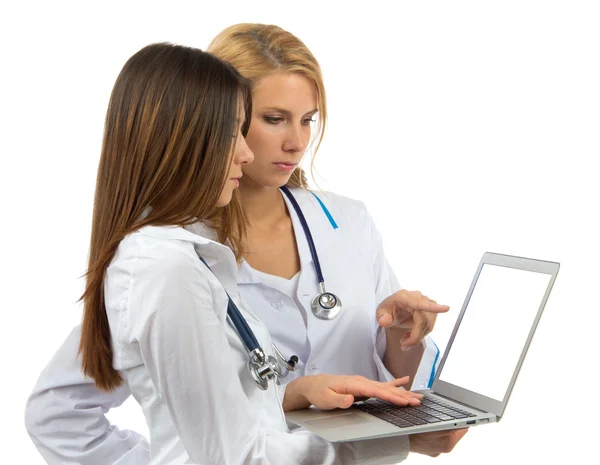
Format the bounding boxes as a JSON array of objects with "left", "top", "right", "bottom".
[
  {"left": 241, "top": 72, "right": 318, "bottom": 188},
  {"left": 216, "top": 106, "right": 254, "bottom": 207}
]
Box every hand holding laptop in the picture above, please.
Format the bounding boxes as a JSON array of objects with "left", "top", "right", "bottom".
[{"left": 410, "top": 428, "right": 469, "bottom": 457}]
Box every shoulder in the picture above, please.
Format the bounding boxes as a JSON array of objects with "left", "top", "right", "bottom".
[
  {"left": 111, "top": 227, "right": 202, "bottom": 283},
  {"left": 106, "top": 227, "right": 224, "bottom": 340},
  {"left": 106, "top": 226, "right": 216, "bottom": 316}
]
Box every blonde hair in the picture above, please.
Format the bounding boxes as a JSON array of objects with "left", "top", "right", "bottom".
[{"left": 208, "top": 23, "right": 327, "bottom": 189}]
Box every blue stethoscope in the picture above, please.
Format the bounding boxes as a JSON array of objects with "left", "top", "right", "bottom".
[{"left": 199, "top": 187, "right": 342, "bottom": 390}]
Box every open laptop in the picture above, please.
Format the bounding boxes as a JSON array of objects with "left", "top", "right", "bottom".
[{"left": 286, "top": 252, "right": 559, "bottom": 442}]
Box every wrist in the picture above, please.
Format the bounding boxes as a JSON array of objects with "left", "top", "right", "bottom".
[
  {"left": 385, "top": 326, "right": 410, "bottom": 346},
  {"left": 282, "top": 377, "right": 311, "bottom": 412},
  {"left": 385, "top": 326, "right": 410, "bottom": 336}
]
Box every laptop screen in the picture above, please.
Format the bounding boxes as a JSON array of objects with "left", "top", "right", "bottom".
[{"left": 437, "top": 263, "right": 552, "bottom": 402}]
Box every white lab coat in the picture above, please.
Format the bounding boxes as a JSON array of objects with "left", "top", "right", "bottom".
[
  {"left": 234, "top": 188, "right": 439, "bottom": 388},
  {"left": 25, "top": 189, "right": 439, "bottom": 464}
]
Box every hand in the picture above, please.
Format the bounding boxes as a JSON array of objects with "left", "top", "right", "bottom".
[
  {"left": 409, "top": 428, "right": 468, "bottom": 457},
  {"left": 376, "top": 289, "right": 449, "bottom": 351},
  {"left": 283, "top": 374, "right": 423, "bottom": 412}
]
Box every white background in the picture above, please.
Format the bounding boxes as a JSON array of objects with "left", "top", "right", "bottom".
[{"left": 2, "top": 1, "right": 598, "bottom": 463}]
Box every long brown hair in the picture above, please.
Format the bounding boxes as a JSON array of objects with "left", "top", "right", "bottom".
[
  {"left": 208, "top": 23, "right": 328, "bottom": 258},
  {"left": 79, "top": 43, "right": 251, "bottom": 391}
]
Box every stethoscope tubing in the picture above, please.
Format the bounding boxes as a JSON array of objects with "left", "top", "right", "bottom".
[
  {"left": 199, "top": 256, "right": 259, "bottom": 352},
  {"left": 227, "top": 299, "right": 260, "bottom": 352},
  {"left": 280, "top": 186, "right": 325, "bottom": 284}
]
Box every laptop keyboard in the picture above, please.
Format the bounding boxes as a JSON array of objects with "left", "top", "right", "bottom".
[{"left": 356, "top": 396, "right": 478, "bottom": 428}]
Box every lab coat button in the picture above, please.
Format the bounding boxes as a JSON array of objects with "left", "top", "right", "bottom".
[
  {"left": 271, "top": 301, "right": 284, "bottom": 309},
  {"left": 309, "top": 364, "right": 317, "bottom": 372}
]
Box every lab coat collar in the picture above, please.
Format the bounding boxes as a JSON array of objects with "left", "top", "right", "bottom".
[
  {"left": 237, "top": 187, "right": 339, "bottom": 285},
  {"left": 285, "top": 187, "right": 338, "bottom": 267}
]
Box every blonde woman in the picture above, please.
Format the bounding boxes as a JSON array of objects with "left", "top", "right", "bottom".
[{"left": 26, "top": 25, "right": 467, "bottom": 464}]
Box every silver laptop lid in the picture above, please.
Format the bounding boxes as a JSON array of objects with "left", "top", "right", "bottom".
[{"left": 432, "top": 252, "right": 559, "bottom": 418}]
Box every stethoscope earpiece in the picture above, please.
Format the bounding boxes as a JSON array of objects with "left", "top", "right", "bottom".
[{"left": 288, "top": 355, "right": 299, "bottom": 368}]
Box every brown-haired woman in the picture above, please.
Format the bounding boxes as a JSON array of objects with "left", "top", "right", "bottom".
[{"left": 41, "top": 41, "right": 426, "bottom": 465}]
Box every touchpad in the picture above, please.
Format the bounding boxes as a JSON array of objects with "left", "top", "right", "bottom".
[{"left": 304, "top": 412, "right": 375, "bottom": 429}]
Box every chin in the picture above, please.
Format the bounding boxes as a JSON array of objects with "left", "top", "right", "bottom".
[
  {"left": 215, "top": 192, "right": 233, "bottom": 207},
  {"left": 271, "top": 171, "right": 296, "bottom": 187},
  {"left": 243, "top": 174, "right": 293, "bottom": 189},
  {"left": 268, "top": 178, "right": 293, "bottom": 189}
]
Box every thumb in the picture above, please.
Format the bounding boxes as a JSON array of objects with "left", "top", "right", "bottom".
[
  {"left": 319, "top": 390, "right": 354, "bottom": 410},
  {"left": 376, "top": 305, "right": 394, "bottom": 328}
]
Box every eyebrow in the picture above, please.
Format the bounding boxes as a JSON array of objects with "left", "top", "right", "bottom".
[{"left": 259, "top": 107, "right": 318, "bottom": 117}]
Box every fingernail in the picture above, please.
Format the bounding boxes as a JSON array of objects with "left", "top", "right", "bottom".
[{"left": 401, "top": 345, "right": 415, "bottom": 351}]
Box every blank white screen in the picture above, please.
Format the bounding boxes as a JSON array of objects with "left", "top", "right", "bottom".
[{"left": 438, "top": 264, "right": 552, "bottom": 401}]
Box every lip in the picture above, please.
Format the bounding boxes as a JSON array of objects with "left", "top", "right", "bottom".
[
  {"left": 230, "top": 176, "right": 242, "bottom": 187},
  {"left": 274, "top": 162, "right": 297, "bottom": 172}
]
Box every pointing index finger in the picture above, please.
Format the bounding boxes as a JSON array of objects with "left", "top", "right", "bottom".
[{"left": 423, "top": 301, "right": 450, "bottom": 313}]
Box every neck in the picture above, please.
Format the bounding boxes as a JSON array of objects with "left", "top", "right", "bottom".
[{"left": 239, "top": 181, "right": 288, "bottom": 226}]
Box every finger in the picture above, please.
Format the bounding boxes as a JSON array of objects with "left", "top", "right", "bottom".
[
  {"left": 400, "top": 313, "right": 431, "bottom": 350},
  {"left": 412, "top": 293, "right": 449, "bottom": 314},
  {"left": 411, "top": 292, "right": 450, "bottom": 314},
  {"left": 423, "top": 302, "right": 450, "bottom": 314},
  {"left": 376, "top": 293, "right": 410, "bottom": 326},
  {"left": 381, "top": 387, "right": 423, "bottom": 406},
  {"left": 440, "top": 428, "right": 469, "bottom": 453},
  {"left": 450, "top": 428, "right": 469, "bottom": 443},
  {"left": 384, "top": 376, "right": 411, "bottom": 387},
  {"left": 317, "top": 390, "right": 355, "bottom": 410},
  {"left": 376, "top": 303, "right": 396, "bottom": 328},
  {"left": 342, "top": 377, "right": 423, "bottom": 406},
  {"left": 377, "top": 312, "right": 394, "bottom": 328}
]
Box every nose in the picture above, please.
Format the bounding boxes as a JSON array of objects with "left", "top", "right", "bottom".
[
  {"left": 234, "top": 135, "right": 254, "bottom": 165},
  {"left": 282, "top": 122, "right": 309, "bottom": 154}
]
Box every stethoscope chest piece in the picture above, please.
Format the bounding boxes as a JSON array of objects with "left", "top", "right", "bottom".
[
  {"left": 311, "top": 285, "right": 342, "bottom": 320},
  {"left": 249, "top": 358, "right": 274, "bottom": 391},
  {"left": 248, "top": 349, "right": 281, "bottom": 391}
]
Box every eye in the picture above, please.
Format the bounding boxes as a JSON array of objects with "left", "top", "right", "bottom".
[
  {"left": 264, "top": 116, "right": 284, "bottom": 124},
  {"left": 302, "top": 117, "right": 317, "bottom": 125}
]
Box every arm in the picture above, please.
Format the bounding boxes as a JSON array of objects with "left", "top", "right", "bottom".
[
  {"left": 24, "top": 325, "right": 149, "bottom": 465},
  {"left": 132, "top": 250, "right": 412, "bottom": 465},
  {"left": 365, "top": 207, "right": 445, "bottom": 388},
  {"left": 377, "top": 290, "right": 447, "bottom": 388}
]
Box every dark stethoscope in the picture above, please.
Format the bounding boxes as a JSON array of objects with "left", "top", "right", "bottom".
[
  {"left": 199, "top": 187, "right": 342, "bottom": 390},
  {"left": 280, "top": 186, "right": 342, "bottom": 320}
]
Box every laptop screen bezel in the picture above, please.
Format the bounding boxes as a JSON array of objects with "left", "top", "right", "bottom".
[{"left": 431, "top": 252, "right": 559, "bottom": 418}]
